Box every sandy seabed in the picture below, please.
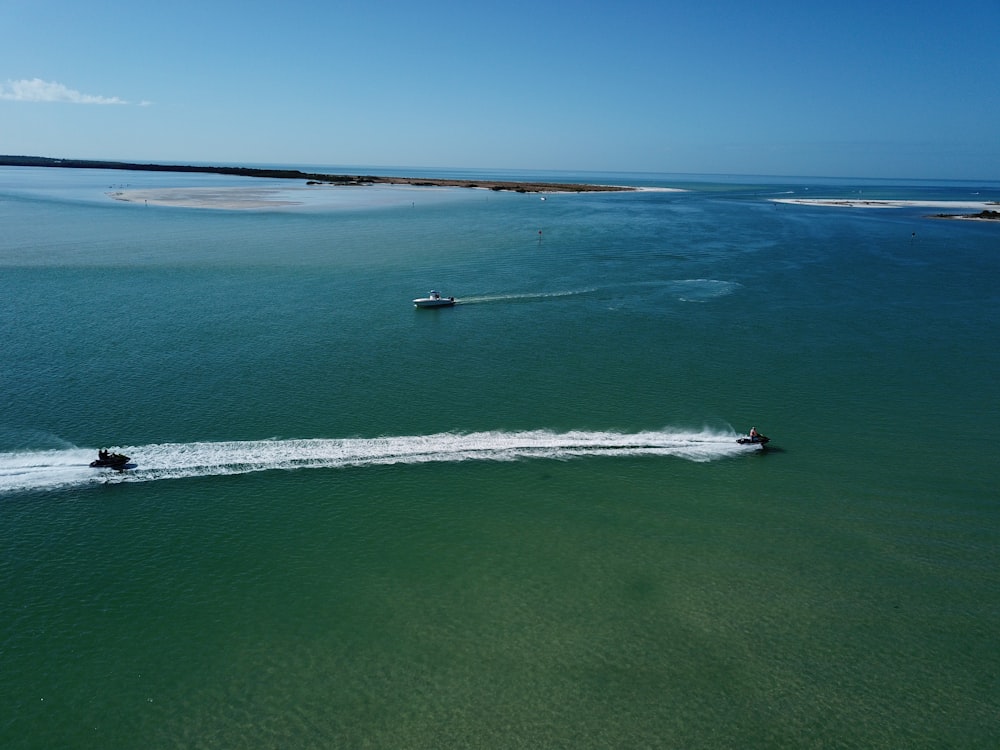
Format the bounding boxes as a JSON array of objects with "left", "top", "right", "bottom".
[
  {"left": 107, "top": 177, "right": 682, "bottom": 210},
  {"left": 108, "top": 183, "right": 475, "bottom": 211}
]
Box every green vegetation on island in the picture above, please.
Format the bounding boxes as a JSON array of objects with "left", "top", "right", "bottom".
[
  {"left": 0, "top": 155, "right": 634, "bottom": 193},
  {"left": 931, "top": 208, "right": 1000, "bottom": 221}
]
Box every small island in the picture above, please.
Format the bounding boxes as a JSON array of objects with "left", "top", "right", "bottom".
[
  {"left": 930, "top": 209, "right": 1000, "bottom": 221},
  {"left": 773, "top": 196, "right": 1000, "bottom": 221},
  {"left": 0, "top": 155, "right": 635, "bottom": 194}
]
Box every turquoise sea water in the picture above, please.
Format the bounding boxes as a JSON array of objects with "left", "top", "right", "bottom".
[{"left": 2, "top": 166, "right": 999, "bottom": 748}]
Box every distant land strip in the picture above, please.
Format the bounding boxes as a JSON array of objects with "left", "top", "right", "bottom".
[
  {"left": 932, "top": 209, "right": 1000, "bottom": 221},
  {"left": 0, "top": 155, "right": 635, "bottom": 194}
]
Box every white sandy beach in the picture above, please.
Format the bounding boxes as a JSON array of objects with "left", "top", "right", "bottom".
[{"left": 772, "top": 197, "right": 999, "bottom": 211}]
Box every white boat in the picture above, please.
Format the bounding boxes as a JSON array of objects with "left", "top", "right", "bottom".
[{"left": 413, "top": 291, "right": 456, "bottom": 308}]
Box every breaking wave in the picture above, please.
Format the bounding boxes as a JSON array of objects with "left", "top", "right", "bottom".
[{"left": 0, "top": 428, "right": 762, "bottom": 495}]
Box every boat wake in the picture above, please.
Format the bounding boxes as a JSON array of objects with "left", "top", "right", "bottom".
[
  {"left": 456, "top": 281, "right": 739, "bottom": 307},
  {"left": 669, "top": 279, "right": 741, "bottom": 302},
  {"left": 0, "top": 428, "right": 761, "bottom": 495},
  {"left": 457, "top": 289, "right": 596, "bottom": 304}
]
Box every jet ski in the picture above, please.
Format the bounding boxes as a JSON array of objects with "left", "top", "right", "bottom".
[
  {"left": 737, "top": 430, "right": 769, "bottom": 447},
  {"left": 90, "top": 450, "right": 131, "bottom": 470}
]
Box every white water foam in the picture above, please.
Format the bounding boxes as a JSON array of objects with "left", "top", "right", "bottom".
[
  {"left": 673, "top": 278, "right": 742, "bottom": 302},
  {"left": 458, "top": 289, "right": 596, "bottom": 304},
  {"left": 0, "top": 429, "right": 762, "bottom": 495}
]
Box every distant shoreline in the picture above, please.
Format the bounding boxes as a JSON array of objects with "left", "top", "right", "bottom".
[
  {"left": 929, "top": 209, "right": 1000, "bottom": 221},
  {"left": 0, "top": 155, "right": 636, "bottom": 194},
  {"left": 772, "top": 197, "right": 1000, "bottom": 220}
]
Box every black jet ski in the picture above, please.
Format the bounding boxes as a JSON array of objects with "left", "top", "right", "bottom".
[
  {"left": 90, "top": 451, "right": 131, "bottom": 469},
  {"left": 737, "top": 432, "right": 769, "bottom": 447}
]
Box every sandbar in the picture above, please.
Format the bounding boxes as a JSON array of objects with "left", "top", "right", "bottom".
[
  {"left": 108, "top": 187, "right": 302, "bottom": 210},
  {"left": 772, "top": 197, "right": 1000, "bottom": 220},
  {"left": 108, "top": 182, "right": 568, "bottom": 210},
  {"left": 772, "top": 197, "right": 997, "bottom": 210}
]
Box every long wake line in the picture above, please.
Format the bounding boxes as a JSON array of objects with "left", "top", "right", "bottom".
[{"left": 0, "top": 428, "right": 761, "bottom": 494}]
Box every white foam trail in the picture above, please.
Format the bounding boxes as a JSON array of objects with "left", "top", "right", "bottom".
[
  {"left": 673, "top": 279, "right": 741, "bottom": 302},
  {"left": 458, "top": 289, "right": 596, "bottom": 304},
  {"left": 0, "top": 429, "right": 763, "bottom": 495}
]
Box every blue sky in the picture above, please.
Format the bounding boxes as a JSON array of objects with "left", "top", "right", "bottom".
[{"left": 2, "top": 0, "right": 998, "bottom": 179}]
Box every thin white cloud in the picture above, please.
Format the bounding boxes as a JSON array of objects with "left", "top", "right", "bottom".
[{"left": 0, "top": 78, "right": 130, "bottom": 104}]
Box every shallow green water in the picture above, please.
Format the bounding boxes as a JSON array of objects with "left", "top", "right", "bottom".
[{"left": 2, "top": 167, "right": 998, "bottom": 748}]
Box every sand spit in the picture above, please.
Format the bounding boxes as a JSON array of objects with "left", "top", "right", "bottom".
[
  {"left": 773, "top": 197, "right": 998, "bottom": 210},
  {"left": 370, "top": 176, "right": 635, "bottom": 193},
  {"left": 772, "top": 197, "right": 1000, "bottom": 220},
  {"left": 2, "top": 155, "right": 637, "bottom": 195}
]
